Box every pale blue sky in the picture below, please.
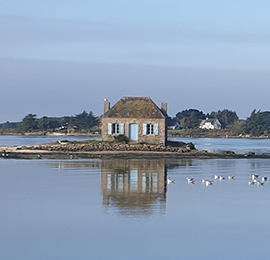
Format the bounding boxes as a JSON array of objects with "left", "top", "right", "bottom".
[{"left": 1, "top": 0, "right": 270, "bottom": 122}]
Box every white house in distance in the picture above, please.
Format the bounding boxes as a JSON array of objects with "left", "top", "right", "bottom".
[{"left": 199, "top": 118, "right": 221, "bottom": 130}]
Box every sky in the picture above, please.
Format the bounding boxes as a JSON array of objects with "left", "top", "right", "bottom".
[{"left": 1, "top": 0, "right": 270, "bottom": 122}]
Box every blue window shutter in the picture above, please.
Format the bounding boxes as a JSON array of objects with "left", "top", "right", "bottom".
[
  {"left": 143, "top": 124, "right": 147, "bottom": 135},
  {"left": 108, "top": 123, "right": 112, "bottom": 135},
  {"left": 120, "top": 123, "right": 125, "bottom": 134},
  {"left": 154, "top": 124, "right": 159, "bottom": 135}
]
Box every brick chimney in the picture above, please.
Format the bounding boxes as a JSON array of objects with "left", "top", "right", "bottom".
[
  {"left": 104, "top": 99, "right": 110, "bottom": 114},
  {"left": 161, "top": 102, "right": 167, "bottom": 114}
]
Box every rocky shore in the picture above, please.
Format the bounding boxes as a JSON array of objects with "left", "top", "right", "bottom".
[{"left": 0, "top": 140, "right": 268, "bottom": 160}]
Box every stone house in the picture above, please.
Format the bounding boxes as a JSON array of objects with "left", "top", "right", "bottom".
[
  {"left": 101, "top": 96, "right": 168, "bottom": 145},
  {"left": 199, "top": 118, "right": 221, "bottom": 130}
]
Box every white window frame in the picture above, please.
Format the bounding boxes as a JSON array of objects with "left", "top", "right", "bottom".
[
  {"left": 108, "top": 123, "right": 125, "bottom": 135},
  {"left": 143, "top": 123, "right": 159, "bottom": 136}
]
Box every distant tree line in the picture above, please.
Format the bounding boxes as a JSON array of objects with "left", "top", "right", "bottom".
[
  {"left": 168, "top": 108, "right": 270, "bottom": 137},
  {"left": 2, "top": 108, "right": 270, "bottom": 137},
  {"left": 242, "top": 110, "right": 270, "bottom": 136},
  {"left": 0, "top": 111, "right": 99, "bottom": 134},
  {"left": 169, "top": 108, "right": 239, "bottom": 129}
]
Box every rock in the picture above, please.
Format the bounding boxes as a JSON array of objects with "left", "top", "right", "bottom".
[
  {"left": 186, "top": 143, "right": 196, "bottom": 150},
  {"left": 222, "top": 151, "right": 235, "bottom": 155},
  {"left": 244, "top": 152, "right": 255, "bottom": 157}
]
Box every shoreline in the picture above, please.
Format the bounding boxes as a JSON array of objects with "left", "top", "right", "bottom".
[
  {"left": 0, "top": 132, "right": 270, "bottom": 139},
  {"left": 0, "top": 145, "right": 268, "bottom": 160}
]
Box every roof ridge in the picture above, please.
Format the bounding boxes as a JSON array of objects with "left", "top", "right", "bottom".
[{"left": 103, "top": 96, "right": 166, "bottom": 118}]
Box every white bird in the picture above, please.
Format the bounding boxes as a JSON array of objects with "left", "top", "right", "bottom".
[
  {"left": 252, "top": 174, "right": 259, "bottom": 180},
  {"left": 249, "top": 181, "right": 255, "bottom": 185},
  {"left": 214, "top": 175, "right": 219, "bottom": 180},
  {"left": 205, "top": 180, "right": 213, "bottom": 186},
  {"left": 219, "top": 176, "right": 225, "bottom": 180},
  {"left": 262, "top": 177, "right": 267, "bottom": 182},
  {"left": 256, "top": 181, "right": 264, "bottom": 186},
  {"left": 167, "top": 179, "right": 175, "bottom": 185},
  {"left": 228, "top": 175, "right": 234, "bottom": 180},
  {"left": 58, "top": 140, "right": 68, "bottom": 145},
  {"left": 186, "top": 178, "right": 195, "bottom": 184}
]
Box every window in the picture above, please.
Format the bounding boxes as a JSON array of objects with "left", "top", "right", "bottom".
[
  {"left": 112, "top": 123, "right": 119, "bottom": 134},
  {"left": 108, "top": 123, "right": 125, "bottom": 135},
  {"left": 143, "top": 123, "right": 159, "bottom": 135},
  {"left": 147, "top": 124, "right": 154, "bottom": 135}
]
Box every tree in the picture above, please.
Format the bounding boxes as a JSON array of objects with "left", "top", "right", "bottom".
[
  {"left": 175, "top": 109, "right": 206, "bottom": 129},
  {"left": 38, "top": 116, "right": 49, "bottom": 132},
  {"left": 243, "top": 110, "right": 270, "bottom": 136},
  {"left": 19, "top": 114, "right": 38, "bottom": 132},
  {"left": 88, "top": 111, "right": 99, "bottom": 129},
  {"left": 3, "top": 110, "right": 98, "bottom": 133},
  {"left": 209, "top": 109, "right": 239, "bottom": 128},
  {"left": 73, "top": 110, "right": 98, "bottom": 132},
  {"left": 48, "top": 118, "right": 61, "bottom": 131}
]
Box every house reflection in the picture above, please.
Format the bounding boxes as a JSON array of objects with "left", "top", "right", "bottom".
[
  {"left": 55, "top": 160, "right": 101, "bottom": 169},
  {"left": 45, "top": 158, "right": 195, "bottom": 216},
  {"left": 101, "top": 159, "right": 167, "bottom": 215}
]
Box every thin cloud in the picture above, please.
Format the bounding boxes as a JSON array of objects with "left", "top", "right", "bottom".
[{"left": 1, "top": 14, "right": 269, "bottom": 48}]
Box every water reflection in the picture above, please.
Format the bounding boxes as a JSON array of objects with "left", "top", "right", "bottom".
[
  {"left": 101, "top": 159, "right": 167, "bottom": 215},
  {"left": 55, "top": 160, "right": 101, "bottom": 170},
  {"left": 45, "top": 158, "right": 202, "bottom": 216}
]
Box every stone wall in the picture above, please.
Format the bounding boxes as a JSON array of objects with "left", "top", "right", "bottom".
[
  {"left": 22, "top": 141, "right": 195, "bottom": 153},
  {"left": 101, "top": 117, "right": 166, "bottom": 145}
]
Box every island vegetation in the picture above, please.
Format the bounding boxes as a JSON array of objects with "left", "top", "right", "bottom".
[
  {"left": 0, "top": 110, "right": 100, "bottom": 135},
  {"left": 1, "top": 108, "right": 270, "bottom": 138}
]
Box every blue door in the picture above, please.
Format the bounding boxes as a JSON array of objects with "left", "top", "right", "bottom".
[{"left": 129, "top": 124, "right": 138, "bottom": 141}]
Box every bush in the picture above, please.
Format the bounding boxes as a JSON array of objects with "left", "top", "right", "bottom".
[{"left": 114, "top": 135, "right": 128, "bottom": 143}]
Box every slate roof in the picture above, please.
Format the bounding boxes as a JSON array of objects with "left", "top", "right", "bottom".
[
  {"left": 200, "top": 118, "right": 220, "bottom": 126},
  {"left": 200, "top": 118, "right": 216, "bottom": 125},
  {"left": 103, "top": 96, "right": 167, "bottom": 118}
]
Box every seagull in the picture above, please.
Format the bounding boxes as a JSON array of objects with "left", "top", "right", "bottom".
[
  {"left": 252, "top": 174, "right": 259, "bottom": 180},
  {"left": 214, "top": 175, "right": 220, "bottom": 180},
  {"left": 253, "top": 179, "right": 262, "bottom": 185},
  {"left": 205, "top": 180, "right": 213, "bottom": 186},
  {"left": 249, "top": 181, "right": 256, "bottom": 185},
  {"left": 186, "top": 178, "right": 195, "bottom": 184},
  {"left": 202, "top": 179, "right": 212, "bottom": 186},
  {"left": 256, "top": 181, "right": 264, "bottom": 186},
  {"left": 58, "top": 140, "right": 68, "bottom": 145},
  {"left": 262, "top": 177, "right": 268, "bottom": 182},
  {"left": 167, "top": 179, "right": 175, "bottom": 185},
  {"left": 228, "top": 175, "right": 234, "bottom": 180},
  {"left": 218, "top": 176, "right": 225, "bottom": 180}
]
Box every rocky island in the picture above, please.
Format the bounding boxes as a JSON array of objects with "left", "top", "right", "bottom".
[{"left": 0, "top": 140, "right": 267, "bottom": 160}]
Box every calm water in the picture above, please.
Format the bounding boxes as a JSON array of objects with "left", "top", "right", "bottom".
[
  {"left": 1, "top": 158, "right": 270, "bottom": 260},
  {"left": 0, "top": 135, "right": 101, "bottom": 146},
  {"left": 170, "top": 137, "right": 270, "bottom": 154}
]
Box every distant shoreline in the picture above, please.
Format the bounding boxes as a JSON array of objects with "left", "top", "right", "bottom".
[
  {"left": 0, "top": 132, "right": 101, "bottom": 137},
  {"left": 1, "top": 128, "right": 270, "bottom": 139},
  {"left": 0, "top": 132, "right": 269, "bottom": 139}
]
